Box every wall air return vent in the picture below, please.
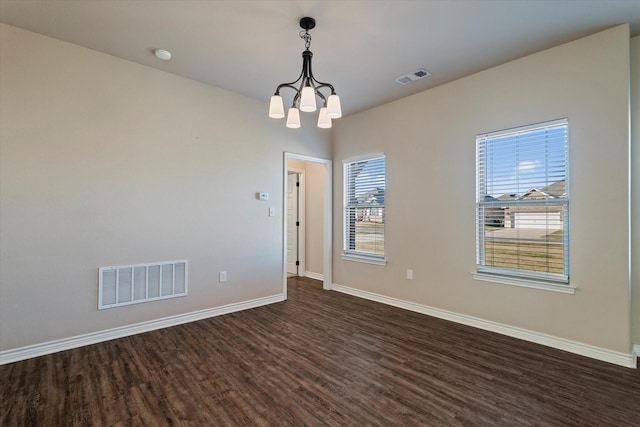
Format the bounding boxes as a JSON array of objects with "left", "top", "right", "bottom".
[
  {"left": 395, "top": 68, "right": 431, "bottom": 85},
  {"left": 98, "top": 260, "right": 187, "bottom": 309}
]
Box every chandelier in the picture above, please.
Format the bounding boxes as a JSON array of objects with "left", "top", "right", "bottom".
[{"left": 268, "top": 17, "right": 342, "bottom": 129}]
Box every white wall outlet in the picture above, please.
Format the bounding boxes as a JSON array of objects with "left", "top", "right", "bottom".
[
  {"left": 406, "top": 269, "right": 413, "bottom": 280},
  {"left": 269, "top": 207, "right": 275, "bottom": 217},
  {"left": 219, "top": 271, "right": 227, "bottom": 283},
  {"left": 259, "top": 192, "right": 269, "bottom": 201}
]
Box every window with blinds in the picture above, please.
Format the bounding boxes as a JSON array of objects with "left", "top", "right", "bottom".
[
  {"left": 476, "top": 119, "right": 569, "bottom": 283},
  {"left": 343, "top": 154, "right": 386, "bottom": 260}
]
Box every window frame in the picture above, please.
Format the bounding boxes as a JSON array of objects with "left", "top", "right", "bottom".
[
  {"left": 474, "top": 119, "right": 572, "bottom": 292},
  {"left": 342, "top": 153, "right": 387, "bottom": 265}
]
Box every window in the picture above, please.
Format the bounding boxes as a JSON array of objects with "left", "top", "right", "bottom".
[
  {"left": 343, "top": 154, "right": 386, "bottom": 263},
  {"left": 476, "top": 119, "right": 569, "bottom": 285}
]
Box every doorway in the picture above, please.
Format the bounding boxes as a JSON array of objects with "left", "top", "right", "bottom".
[{"left": 283, "top": 153, "right": 332, "bottom": 298}]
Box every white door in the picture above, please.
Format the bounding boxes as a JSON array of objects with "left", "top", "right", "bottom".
[{"left": 287, "top": 173, "right": 299, "bottom": 275}]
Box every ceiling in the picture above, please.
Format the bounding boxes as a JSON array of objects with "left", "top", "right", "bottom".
[{"left": 1, "top": 0, "right": 639, "bottom": 117}]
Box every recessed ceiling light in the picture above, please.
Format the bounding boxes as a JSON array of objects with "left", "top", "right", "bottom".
[{"left": 154, "top": 49, "right": 172, "bottom": 61}]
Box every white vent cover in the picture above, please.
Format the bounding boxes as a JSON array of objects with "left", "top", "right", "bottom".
[
  {"left": 98, "top": 260, "right": 188, "bottom": 309},
  {"left": 395, "top": 68, "right": 431, "bottom": 85}
]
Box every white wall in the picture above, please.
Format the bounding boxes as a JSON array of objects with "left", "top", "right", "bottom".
[
  {"left": 332, "top": 25, "right": 631, "bottom": 354},
  {"left": 0, "top": 24, "right": 330, "bottom": 352},
  {"left": 632, "top": 35, "right": 640, "bottom": 347}
]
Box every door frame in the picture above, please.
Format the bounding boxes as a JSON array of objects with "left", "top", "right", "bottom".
[
  {"left": 283, "top": 152, "right": 332, "bottom": 298},
  {"left": 287, "top": 169, "right": 306, "bottom": 276}
]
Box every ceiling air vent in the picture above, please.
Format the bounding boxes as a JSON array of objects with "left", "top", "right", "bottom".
[{"left": 395, "top": 68, "right": 431, "bottom": 85}]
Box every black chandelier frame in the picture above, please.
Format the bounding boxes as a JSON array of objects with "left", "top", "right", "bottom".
[{"left": 273, "top": 17, "right": 338, "bottom": 109}]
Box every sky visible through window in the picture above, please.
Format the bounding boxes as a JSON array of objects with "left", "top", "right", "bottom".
[
  {"left": 354, "top": 158, "right": 385, "bottom": 196},
  {"left": 482, "top": 126, "right": 566, "bottom": 198}
]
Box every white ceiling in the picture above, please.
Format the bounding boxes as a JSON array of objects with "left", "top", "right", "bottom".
[{"left": 1, "top": 0, "right": 639, "bottom": 117}]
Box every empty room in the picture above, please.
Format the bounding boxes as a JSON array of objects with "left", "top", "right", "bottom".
[{"left": 1, "top": 0, "right": 640, "bottom": 425}]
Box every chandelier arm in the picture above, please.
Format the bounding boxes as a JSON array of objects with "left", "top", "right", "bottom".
[
  {"left": 275, "top": 84, "right": 304, "bottom": 108},
  {"left": 291, "top": 92, "right": 300, "bottom": 108},
  {"left": 307, "top": 57, "right": 336, "bottom": 95},
  {"left": 315, "top": 91, "right": 327, "bottom": 106},
  {"left": 312, "top": 82, "right": 337, "bottom": 95},
  {"left": 274, "top": 49, "right": 311, "bottom": 95},
  {"left": 297, "top": 75, "right": 307, "bottom": 94},
  {"left": 274, "top": 70, "right": 305, "bottom": 93},
  {"left": 275, "top": 83, "right": 302, "bottom": 95}
]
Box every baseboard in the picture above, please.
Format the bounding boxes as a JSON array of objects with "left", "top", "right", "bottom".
[
  {"left": 0, "top": 294, "right": 285, "bottom": 365},
  {"left": 304, "top": 271, "right": 324, "bottom": 281},
  {"left": 634, "top": 344, "right": 640, "bottom": 361},
  {"left": 332, "top": 283, "right": 636, "bottom": 368}
]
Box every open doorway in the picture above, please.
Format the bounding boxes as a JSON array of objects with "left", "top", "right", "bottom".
[{"left": 283, "top": 153, "right": 332, "bottom": 299}]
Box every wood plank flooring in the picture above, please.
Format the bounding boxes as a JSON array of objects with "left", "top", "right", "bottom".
[{"left": 2, "top": 276, "right": 640, "bottom": 426}]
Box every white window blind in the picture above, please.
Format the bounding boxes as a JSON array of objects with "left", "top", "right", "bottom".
[
  {"left": 476, "top": 119, "right": 569, "bottom": 283},
  {"left": 344, "top": 155, "right": 386, "bottom": 259}
]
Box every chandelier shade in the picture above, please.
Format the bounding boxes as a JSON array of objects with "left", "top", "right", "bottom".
[
  {"left": 317, "top": 107, "right": 331, "bottom": 128},
  {"left": 269, "top": 95, "right": 285, "bottom": 119},
  {"left": 269, "top": 17, "right": 341, "bottom": 129},
  {"left": 326, "top": 94, "right": 342, "bottom": 119},
  {"left": 286, "top": 107, "right": 301, "bottom": 128},
  {"left": 300, "top": 86, "right": 317, "bottom": 112}
]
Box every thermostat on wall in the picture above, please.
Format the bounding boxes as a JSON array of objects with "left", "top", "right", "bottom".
[{"left": 259, "top": 192, "right": 269, "bottom": 200}]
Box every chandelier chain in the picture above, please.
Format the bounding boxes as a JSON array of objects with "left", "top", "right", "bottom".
[{"left": 299, "top": 30, "right": 312, "bottom": 50}]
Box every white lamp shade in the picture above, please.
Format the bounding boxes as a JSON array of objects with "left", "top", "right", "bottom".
[
  {"left": 299, "top": 86, "right": 317, "bottom": 112},
  {"left": 269, "top": 95, "right": 285, "bottom": 119},
  {"left": 286, "top": 107, "right": 301, "bottom": 128},
  {"left": 317, "top": 107, "right": 332, "bottom": 128},
  {"left": 326, "top": 94, "right": 342, "bottom": 118}
]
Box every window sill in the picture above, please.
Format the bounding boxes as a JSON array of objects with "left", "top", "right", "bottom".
[
  {"left": 472, "top": 272, "right": 576, "bottom": 294},
  {"left": 341, "top": 253, "right": 387, "bottom": 266}
]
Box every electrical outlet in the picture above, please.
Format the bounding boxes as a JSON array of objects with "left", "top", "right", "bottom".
[
  {"left": 406, "top": 269, "right": 413, "bottom": 280},
  {"left": 219, "top": 271, "right": 227, "bottom": 283}
]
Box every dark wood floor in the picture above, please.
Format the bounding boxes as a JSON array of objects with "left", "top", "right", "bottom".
[{"left": 2, "top": 276, "right": 640, "bottom": 426}]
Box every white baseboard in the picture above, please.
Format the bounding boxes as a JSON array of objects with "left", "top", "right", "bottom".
[
  {"left": 634, "top": 344, "right": 640, "bottom": 360},
  {"left": 332, "top": 283, "right": 636, "bottom": 368},
  {"left": 0, "top": 294, "right": 285, "bottom": 365},
  {"left": 304, "top": 271, "right": 324, "bottom": 281}
]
